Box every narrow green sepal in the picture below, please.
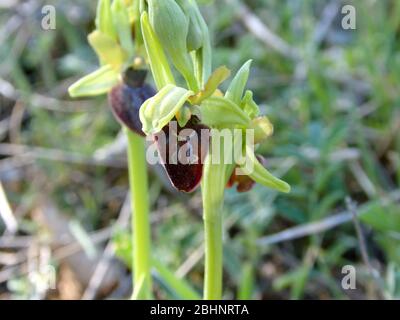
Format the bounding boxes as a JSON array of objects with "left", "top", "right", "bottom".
[
  {"left": 225, "top": 60, "right": 252, "bottom": 105},
  {"left": 68, "top": 65, "right": 119, "bottom": 98},
  {"left": 239, "top": 146, "right": 290, "bottom": 193},
  {"left": 189, "top": 66, "right": 231, "bottom": 104}
]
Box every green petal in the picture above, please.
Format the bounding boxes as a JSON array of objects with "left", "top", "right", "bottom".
[
  {"left": 111, "top": 0, "right": 135, "bottom": 58},
  {"left": 241, "top": 90, "right": 260, "bottom": 119},
  {"left": 139, "top": 84, "right": 194, "bottom": 135},
  {"left": 88, "top": 30, "right": 126, "bottom": 68},
  {"left": 239, "top": 146, "right": 290, "bottom": 193},
  {"left": 225, "top": 60, "right": 252, "bottom": 105},
  {"left": 189, "top": 66, "right": 231, "bottom": 104},
  {"left": 95, "top": 0, "right": 117, "bottom": 40},
  {"left": 141, "top": 12, "right": 175, "bottom": 90},
  {"left": 68, "top": 65, "right": 119, "bottom": 98},
  {"left": 200, "top": 96, "right": 251, "bottom": 128}
]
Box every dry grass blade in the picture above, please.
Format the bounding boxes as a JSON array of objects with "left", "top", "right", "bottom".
[{"left": 0, "top": 181, "right": 18, "bottom": 234}]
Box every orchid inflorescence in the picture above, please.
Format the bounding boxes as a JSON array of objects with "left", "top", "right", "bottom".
[{"left": 69, "top": 0, "right": 290, "bottom": 300}]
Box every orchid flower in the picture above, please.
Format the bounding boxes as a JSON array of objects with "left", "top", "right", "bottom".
[
  {"left": 139, "top": 0, "right": 290, "bottom": 300},
  {"left": 67, "top": 0, "right": 154, "bottom": 299}
]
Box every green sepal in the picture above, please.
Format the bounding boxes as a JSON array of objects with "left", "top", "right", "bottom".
[
  {"left": 176, "top": 105, "right": 192, "bottom": 128},
  {"left": 88, "top": 30, "right": 126, "bottom": 69},
  {"left": 225, "top": 60, "right": 252, "bottom": 105},
  {"left": 189, "top": 66, "right": 230, "bottom": 104},
  {"left": 139, "top": 84, "right": 194, "bottom": 135},
  {"left": 95, "top": 0, "right": 117, "bottom": 40},
  {"left": 241, "top": 90, "right": 260, "bottom": 119},
  {"left": 200, "top": 96, "right": 251, "bottom": 128},
  {"left": 239, "top": 146, "right": 290, "bottom": 193},
  {"left": 111, "top": 0, "right": 135, "bottom": 58},
  {"left": 68, "top": 65, "right": 119, "bottom": 98}
]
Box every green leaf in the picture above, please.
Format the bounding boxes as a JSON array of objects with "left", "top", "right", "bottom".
[
  {"left": 152, "top": 258, "right": 201, "bottom": 300},
  {"left": 225, "top": 60, "right": 252, "bottom": 104},
  {"left": 111, "top": 0, "right": 135, "bottom": 58},
  {"left": 241, "top": 90, "right": 260, "bottom": 119},
  {"left": 141, "top": 12, "right": 175, "bottom": 90},
  {"left": 139, "top": 84, "right": 194, "bottom": 135},
  {"left": 95, "top": 0, "right": 117, "bottom": 40},
  {"left": 238, "top": 263, "right": 254, "bottom": 300},
  {"left": 200, "top": 96, "right": 251, "bottom": 128},
  {"left": 88, "top": 30, "right": 126, "bottom": 68},
  {"left": 68, "top": 65, "right": 119, "bottom": 98},
  {"left": 189, "top": 66, "right": 231, "bottom": 104},
  {"left": 360, "top": 202, "right": 400, "bottom": 232},
  {"left": 239, "top": 145, "right": 291, "bottom": 193}
]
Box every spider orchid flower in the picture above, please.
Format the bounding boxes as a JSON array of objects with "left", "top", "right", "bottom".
[
  {"left": 68, "top": 0, "right": 155, "bottom": 136},
  {"left": 139, "top": 60, "right": 290, "bottom": 194}
]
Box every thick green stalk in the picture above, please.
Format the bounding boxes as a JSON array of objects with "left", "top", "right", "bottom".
[
  {"left": 126, "top": 128, "right": 152, "bottom": 299},
  {"left": 202, "top": 153, "right": 226, "bottom": 300}
]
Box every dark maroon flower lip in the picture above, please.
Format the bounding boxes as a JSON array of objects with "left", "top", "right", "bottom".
[
  {"left": 227, "top": 155, "right": 267, "bottom": 193},
  {"left": 108, "top": 69, "right": 156, "bottom": 136},
  {"left": 154, "top": 117, "right": 210, "bottom": 193}
]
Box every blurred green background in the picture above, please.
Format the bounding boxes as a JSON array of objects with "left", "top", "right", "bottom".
[{"left": 0, "top": 0, "right": 399, "bottom": 299}]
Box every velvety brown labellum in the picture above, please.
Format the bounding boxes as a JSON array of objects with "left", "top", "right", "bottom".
[
  {"left": 227, "top": 155, "right": 267, "bottom": 193},
  {"left": 227, "top": 170, "right": 255, "bottom": 193},
  {"left": 154, "top": 117, "right": 210, "bottom": 193},
  {"left": 108, "top": 69, "right": 155, "bottom": 136}
]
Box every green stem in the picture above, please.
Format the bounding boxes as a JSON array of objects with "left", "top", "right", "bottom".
[
  {"left": 202, "top": 155, "right": 226, "bottom": 300},
  {"left": 126, "top": 128, "right": 152, "bottom": 299},
  {"left": 203, "top": 209, "right": 223, "bottom": 299}
]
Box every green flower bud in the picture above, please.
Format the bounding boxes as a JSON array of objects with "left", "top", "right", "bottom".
[
  {"left": 177, "top": 0, "right": 204, "bottom": 52},
  {"left": 251, "top": 116, "right": 273, "bottom": 144},
  {"left": 147, "top": 0, "right": 198, "bottom": 90}
]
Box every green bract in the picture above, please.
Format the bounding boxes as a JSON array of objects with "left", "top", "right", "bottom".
[{"left": 140, "top": 12, "right": 175, "bottom": 90}]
